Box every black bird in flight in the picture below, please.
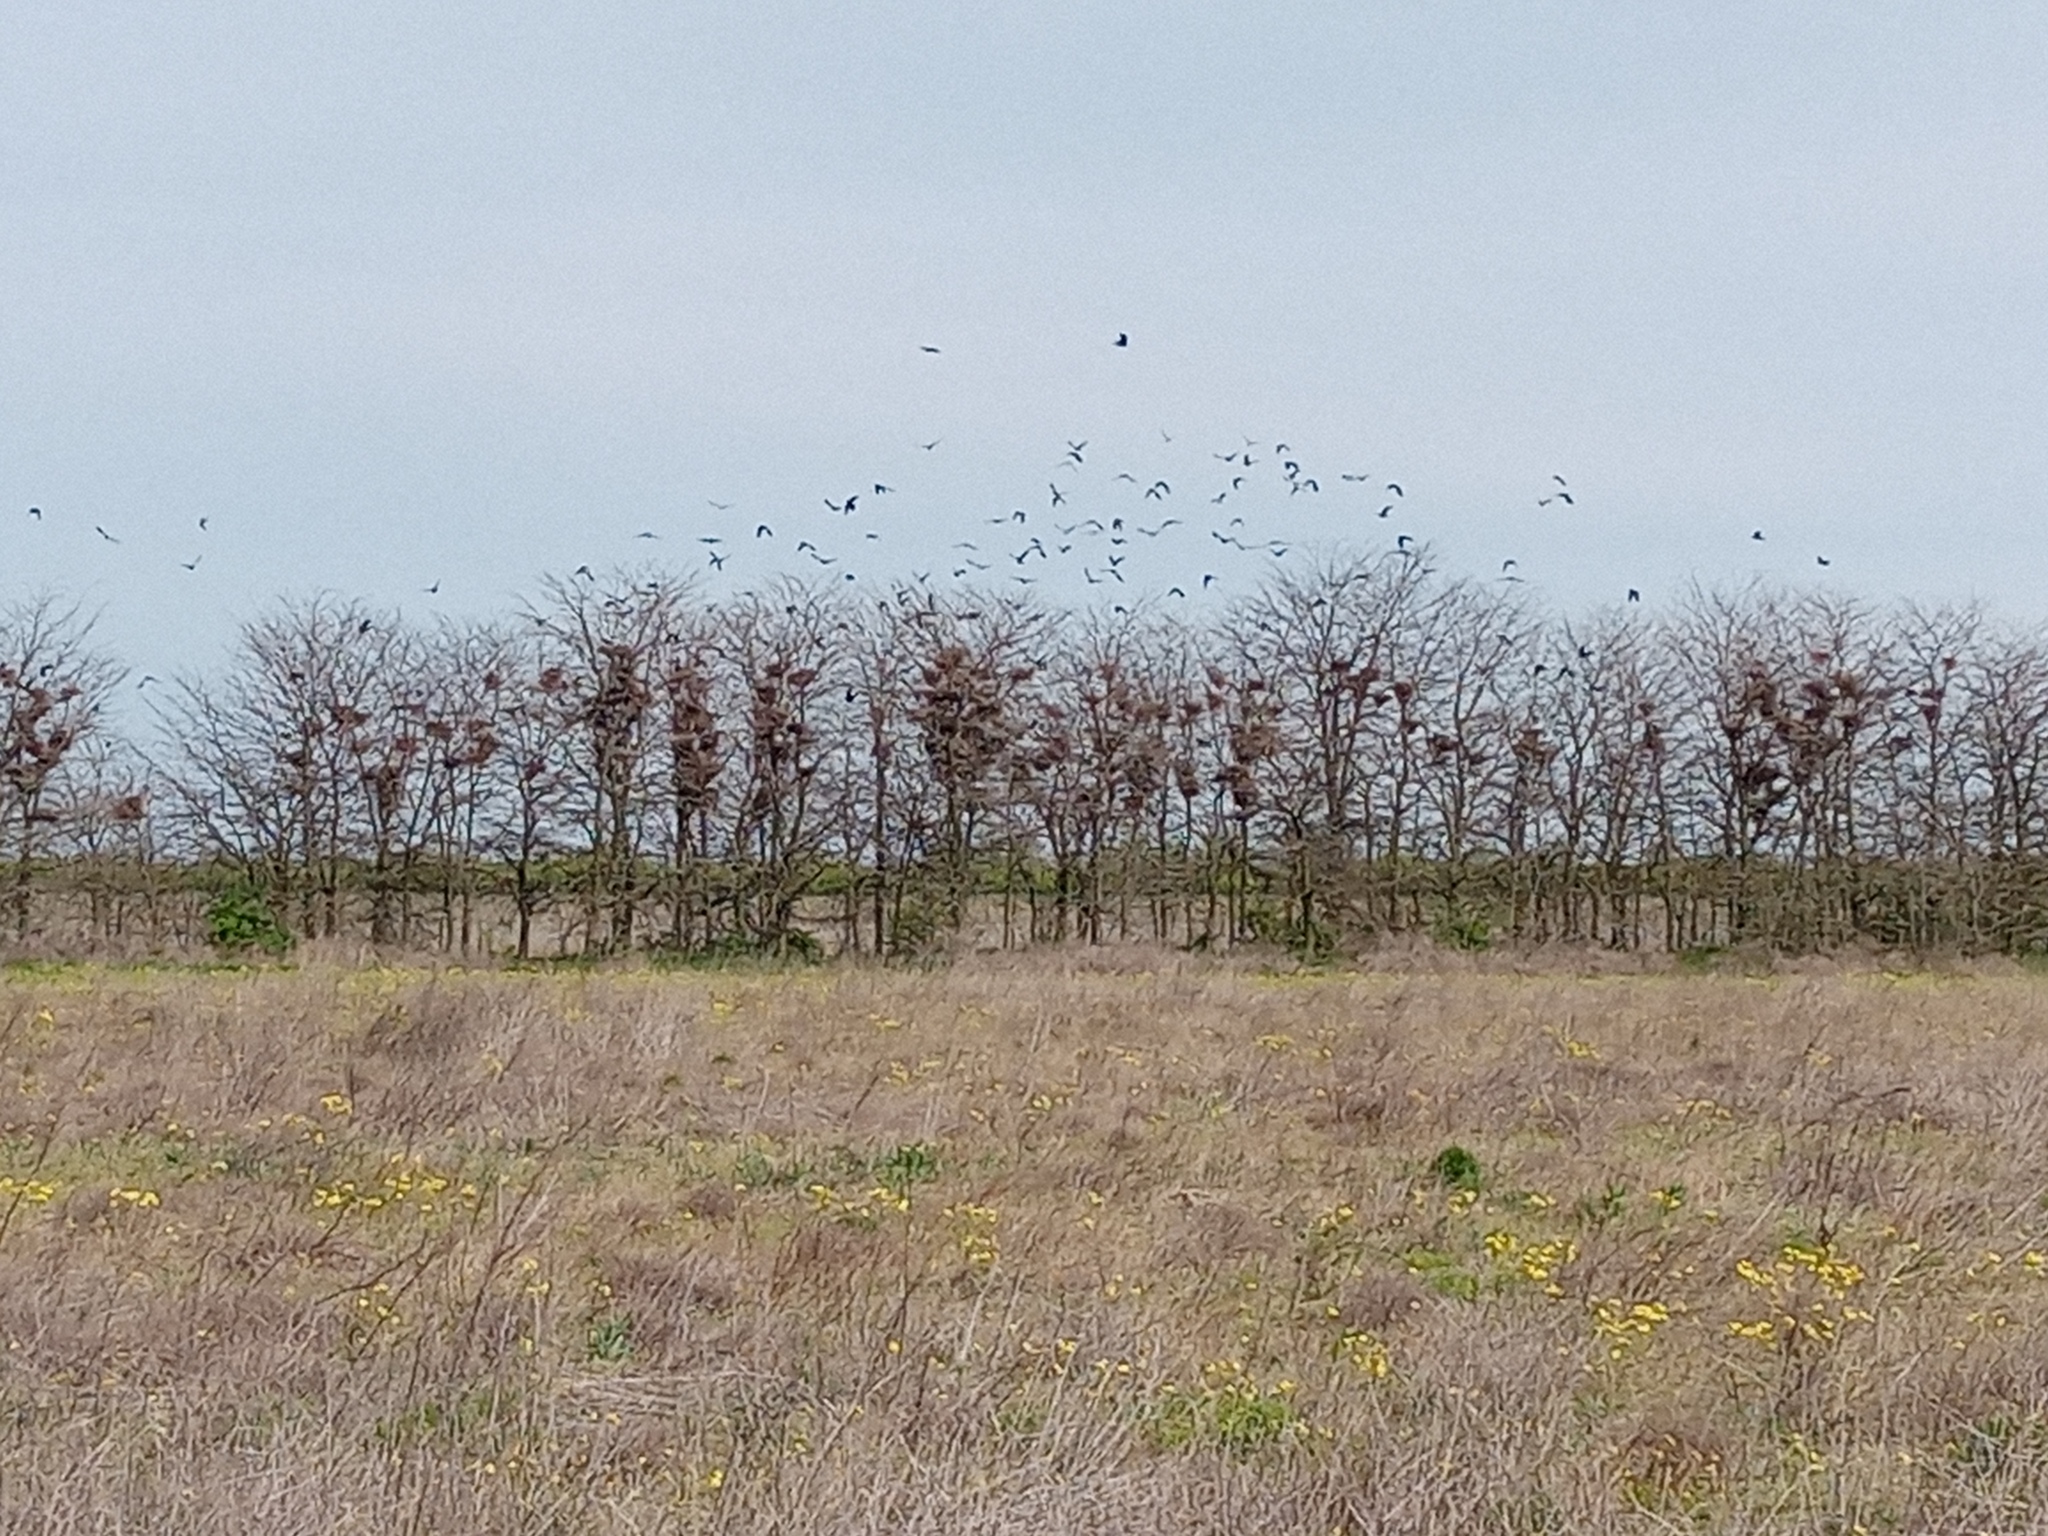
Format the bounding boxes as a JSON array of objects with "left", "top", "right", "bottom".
[
  {"left": 95, "top": 525, "right": 119, "bottom": 543},
  {"left": 1396, "top": 534, "right": 1414, "bottom": 550},
  {"left": 708, "top": 500, "right": 733, "bottom": 511},
  {"left": 1627, "top": 589, "right": 1641, "bottom": 603},
  {"left": 1066, "top": 440, "right": 1087, "bottom": 463},
  {"left": 1114, "top": 333, "right": 1128, "bottom": 347},
  {"left": 425, "top": 580, "right": 441, "bottom": 594},
  {"left": 709, "top": 551, "right": 727, "bottom": 569},
  {"left": 1168, "top": 586, "right": 1186, "bottom": 598},
  {"left": 756, "top": 524, "right": 774, "bottom": 538},
  {"left": 919, "top": 439, "right": 941, "bottom": 451},
  {"left": 1751, "top": 529, "right": 1765, "bottom": 541},
  {"left": 180, "top": 556, "right": 200, "bottom": 571},
  {"left": 920, "top": 345, "right": 941, "bottom": 354},
  {"left": 697, "top": 535, "right": 722, "bottom": 545},
  {"left": 1202, "top": 573, "right": 1216, "bottom": 588},
  {"left": 1144, "top": 481, "right": 1170, "bottom": 500},
  {"left": 874, "top": 483, "right": 894, "bottom": 495},
  {"left": 27, "top": 507, "right": 40, "bottom": 520},
  {"left": 574, "top": 565, "right": 594, "bottom": 579},
  {"left": 1386, "top": 483, "right": 1404, "bottom": 497},
  {"left": 1816, "top": 555, "right": 1831, "bottom": 566},
  {"left": 198, "top": 517, "right": 209, "bottom": 531},
  {"left": 1341, "top": 473, "right": 1371, "bottom": 482},
  {"left": 1378, "top": 505, "right": 1393, "bottom": 519},
  {"left": 1049, "top": 483, "right": 1066, "bottom": 507},
  {"left": 635, "top": 531, "right": 658, "bottom": 540}
]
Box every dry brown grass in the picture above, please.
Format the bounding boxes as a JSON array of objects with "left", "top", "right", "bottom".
[{"left": 3, "top": 953, "right": 2048, "bottom": 1532}]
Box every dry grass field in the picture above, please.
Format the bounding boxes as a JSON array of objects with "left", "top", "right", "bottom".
[{"left": 3, "top": 954, "right": 2048, "bottom": 1533}]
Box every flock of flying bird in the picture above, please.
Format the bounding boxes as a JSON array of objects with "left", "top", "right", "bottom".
[{"left": 17, "top": 331, "right": 1840, "bottom": 622}]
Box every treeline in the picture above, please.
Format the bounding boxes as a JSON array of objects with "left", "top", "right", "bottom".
[{"left": 9, "top": 553, "right": 2048, "bottom": 959}]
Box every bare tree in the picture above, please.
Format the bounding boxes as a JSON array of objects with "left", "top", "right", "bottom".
[
  {"left": 0, "top": 596, "right": 122, "bottom": 940},
  {"left": 529, "top": 572, "right": 684, "bottom": 954}
]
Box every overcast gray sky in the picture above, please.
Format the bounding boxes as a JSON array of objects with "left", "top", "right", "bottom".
[{"left": 4, "top": 3, "right": 2045, "bottom": 672}]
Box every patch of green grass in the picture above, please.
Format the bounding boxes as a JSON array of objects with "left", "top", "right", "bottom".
[{"left": 1401, "top": 1246, "right": 1482, "bottom": 1301}]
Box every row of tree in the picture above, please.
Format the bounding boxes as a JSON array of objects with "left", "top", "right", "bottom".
[{"left": 10, "top": 553, "right": 2048, "bottom": 958}]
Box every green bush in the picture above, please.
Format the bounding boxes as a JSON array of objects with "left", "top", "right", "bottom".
[
  {"left": 1429, "top": 1144, "right": 1483, "bottom": 1193},
  {"left": 206, "top": 884, "right": 293, "bottom": 956},
  {"left": 1432, "top": 910, "right": 1492, "bottom": 951}
]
